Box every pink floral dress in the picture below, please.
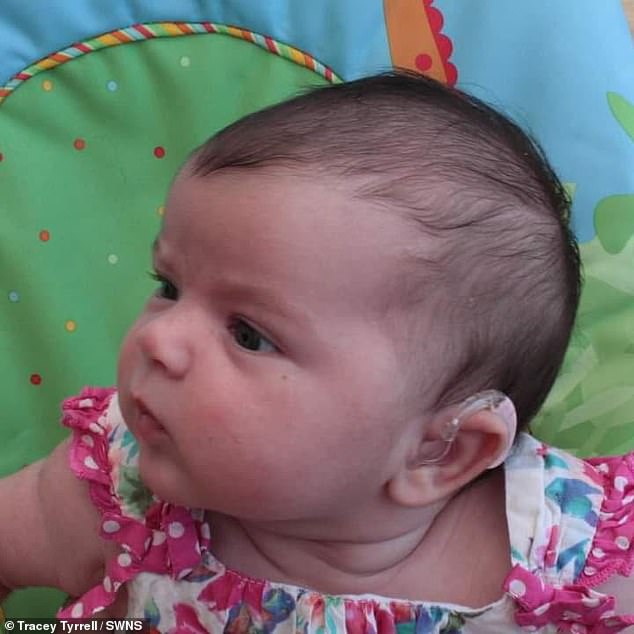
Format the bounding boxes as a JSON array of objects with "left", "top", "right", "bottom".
[{"left": 57, "top": 387, "right": 634, "bottom": 632}]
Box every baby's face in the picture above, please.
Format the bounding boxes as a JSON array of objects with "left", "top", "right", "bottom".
[{"left": 117, "top": 169, "right": 420, "bottom": 521}]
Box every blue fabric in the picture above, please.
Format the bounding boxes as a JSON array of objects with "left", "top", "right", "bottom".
[
  {"left": 0, "top": 0, "right": 391, "bottom": 87},
  {"left": 439, "top": 0, "right": 634, "bottom": 242}
]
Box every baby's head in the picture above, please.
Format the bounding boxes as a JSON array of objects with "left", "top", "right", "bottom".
[
  {"left": 118, "top": 72, "right": 580, "bottom": 521},
  {"left": 190, "top": 72, "right": 580, "bottom": 429}
]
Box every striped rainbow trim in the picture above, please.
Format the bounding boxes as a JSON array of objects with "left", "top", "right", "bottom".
[{"left": 0, "top": 22, "right": 341, "bottom": 104}]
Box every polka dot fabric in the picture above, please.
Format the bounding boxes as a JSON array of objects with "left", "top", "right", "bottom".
[
  {"left": 505, "top": 566, "right": 629, "bottom": 631},
  {"left": 58, "top": 388, "right": 634, "bottom": 630},
  {"left": 59, "top": 388, "right": 212, "bottom": 618},
  {"left": 581, "top": 454, "right": 634, "bottom": 587}
]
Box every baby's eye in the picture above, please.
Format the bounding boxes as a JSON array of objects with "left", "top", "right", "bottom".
[
  {"left": 229, "top": 318, "right": 277, "bottom": 353},
  {"left": 149, "top": 272, "right": 179, "bottom": 301}
]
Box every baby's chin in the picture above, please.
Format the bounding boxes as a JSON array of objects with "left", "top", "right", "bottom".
[
  {"left": 134, "top": 448, "right": 220, "bottom": 514},
  {"left": 135, "top": 443, "right": 188, "bottom": 501}
]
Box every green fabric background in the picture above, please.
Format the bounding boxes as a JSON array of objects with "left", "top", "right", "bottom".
[
  {"left": 530, "top": 93, "right": 634, "bottom": 456},
  {"left": 0, "top": 32, "right": 326, "bottom": 616}
]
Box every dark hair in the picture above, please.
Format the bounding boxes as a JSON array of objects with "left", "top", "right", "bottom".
[{"left": 190, "top": 72, "right": 581, "bottom": 430}]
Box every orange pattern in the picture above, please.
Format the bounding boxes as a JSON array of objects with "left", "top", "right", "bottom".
[{"left": 384, "top": 0, "right": 457, "bottom": 85}]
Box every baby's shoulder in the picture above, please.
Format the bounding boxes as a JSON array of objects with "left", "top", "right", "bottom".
[{"left": 597, "top": 573, "right": 634, "bottom": 613}]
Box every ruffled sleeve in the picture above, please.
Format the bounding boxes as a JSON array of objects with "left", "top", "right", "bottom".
[
  {"left": 503, "top": 450, "right": 634, "bottom": 632},
  {"left": 56, "top": 387, "right": 211, "bottom": 619},
  {"left": 504, "top": 565, "right": 634, "bottom": 632},
  {"left": 579, "top": 453, "right": 634, "bottom": 588}
]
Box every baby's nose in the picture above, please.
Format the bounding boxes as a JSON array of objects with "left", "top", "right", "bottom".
[{"left": 138, "top": 307, "right": 196, "bottom": 378}]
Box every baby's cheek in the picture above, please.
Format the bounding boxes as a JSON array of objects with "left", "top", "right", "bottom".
[{"left": 116, "top": 328, "right": 138, "bottom": 382}]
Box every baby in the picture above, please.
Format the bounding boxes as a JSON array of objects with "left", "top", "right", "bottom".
[{"left": 2, "top": 72, "right": 634, "bottom": 632}]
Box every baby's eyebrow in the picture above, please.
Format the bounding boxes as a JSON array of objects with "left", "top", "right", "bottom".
[
  {"left": 216, "top": 281, "right": 311, "bottom": 327},
  {"left": 150, "top": 237, "right": 314, "bottom": 330}
]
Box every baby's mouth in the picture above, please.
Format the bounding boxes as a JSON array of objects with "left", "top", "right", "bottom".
[{"left": 134, "top": 398, "right": 169, "bottom": 441}]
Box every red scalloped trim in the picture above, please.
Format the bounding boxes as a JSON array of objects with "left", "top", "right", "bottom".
[{"left": 422, "top": 0, "right": 457, "bottom": 86}]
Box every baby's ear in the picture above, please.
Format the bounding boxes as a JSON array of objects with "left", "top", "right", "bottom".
[{"left": 387, "top": 399, "right": 515, "bottom": 508}]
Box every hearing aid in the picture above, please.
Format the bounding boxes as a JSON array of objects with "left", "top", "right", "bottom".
[{"left": 415, "top": 390, "right": 518, "bottom": 468}]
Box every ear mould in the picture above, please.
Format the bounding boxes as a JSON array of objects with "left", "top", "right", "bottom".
[{"left": 417, "top": 390, "right": 517, "bottom": 468}]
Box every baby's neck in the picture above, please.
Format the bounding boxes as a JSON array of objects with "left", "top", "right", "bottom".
[{"left": 208, "top": 468, "right": 510, "bottom": 607}]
